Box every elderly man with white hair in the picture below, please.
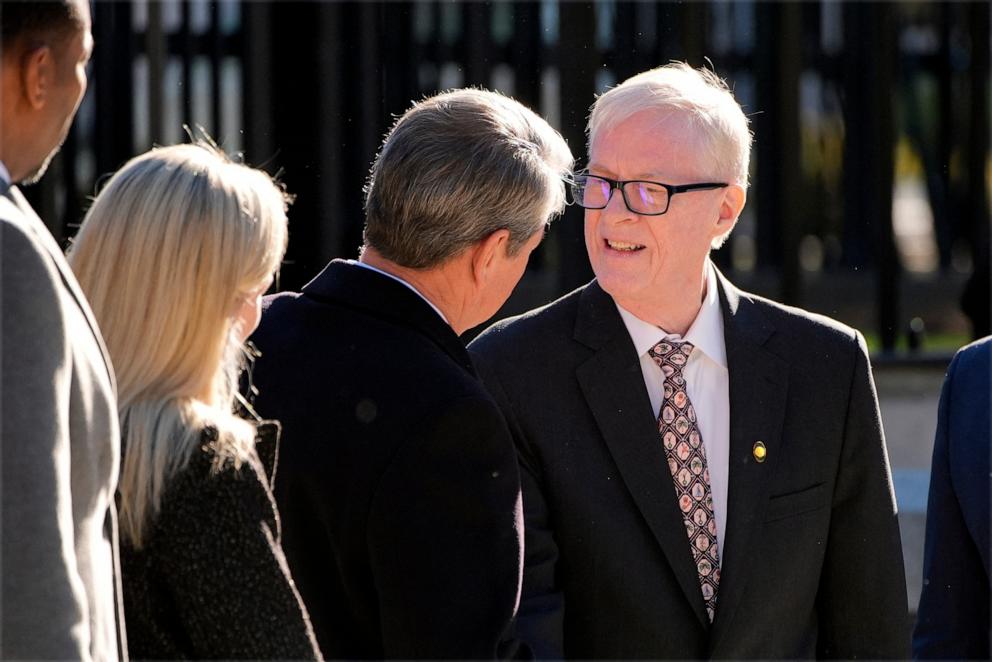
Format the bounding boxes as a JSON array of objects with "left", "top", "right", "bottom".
[{"left": 471, "top": 62, "right": 909, "bottom": 659}]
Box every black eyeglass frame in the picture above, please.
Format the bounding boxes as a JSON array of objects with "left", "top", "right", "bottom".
[{"left": 570, "top": 173, "right": 729, "bottom": 216}]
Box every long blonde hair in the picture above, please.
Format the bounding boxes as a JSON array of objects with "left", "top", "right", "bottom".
[{"left": 69, "top": 141, "right": 289, "bottom": 547}]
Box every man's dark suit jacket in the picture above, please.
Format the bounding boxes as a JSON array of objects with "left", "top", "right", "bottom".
[
  {"left": 469, "top": 268, "right": 909, "bottom": 659},
  {"left": 913, "top": 336, "right": 991, "bottom": 659},
  {"left": 248, "top": 260, "right": 526, "bottom": 659}
]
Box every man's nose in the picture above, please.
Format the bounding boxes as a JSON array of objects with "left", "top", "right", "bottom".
[{"left": 600, "top": 185, "right": 634, "bottom": 222}]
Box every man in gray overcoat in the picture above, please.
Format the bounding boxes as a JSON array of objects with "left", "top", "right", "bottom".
[{"left": 0, "top": 1, "right": 126, "bottom": 658}]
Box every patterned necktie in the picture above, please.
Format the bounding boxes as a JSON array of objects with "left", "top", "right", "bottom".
[{"left": 648, "top": 340, "right": 721, "bottom": 622}]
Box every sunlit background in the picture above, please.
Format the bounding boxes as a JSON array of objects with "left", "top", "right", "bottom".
[
  {"left": 17, "top": 0, "right": 990, "bottom": 620},
  {"left": 29, "top": 0, "right": 990, "bottom": 355}
]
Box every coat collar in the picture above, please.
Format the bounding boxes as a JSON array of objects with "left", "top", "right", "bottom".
[
  {"left": 253, "top": 420, "right": 281, "bottom": 486},
  {"left": 572, "top": 268, "right": 790, "bottom": 638},
  {"left": 1, "top": 186, "right": 118, "bottom": 394},
  {"left": 301, "top": 259, "right": 476, "bottom": 377},
  {"left": 614, "top": 262, "right": 728, "bottom": 369}
]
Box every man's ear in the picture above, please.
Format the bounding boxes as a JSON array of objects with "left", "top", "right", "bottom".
[
  {"left": 714, "top": 184, "right": 746, "bottom": 239},
  {"left": 470, "top": 229, "right": 511, "bottom": 285},
  {"left": 21, "top": 45, "right": 55, "bottom": 110}
]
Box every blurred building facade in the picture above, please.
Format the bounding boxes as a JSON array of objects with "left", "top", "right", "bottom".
[{"left": 28, "top": 0, "right": 990, "bottom": 353}]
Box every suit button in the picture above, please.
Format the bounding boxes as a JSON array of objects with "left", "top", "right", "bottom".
[{"left": 752, "top": 441, "right": 767, "bottom": 463}]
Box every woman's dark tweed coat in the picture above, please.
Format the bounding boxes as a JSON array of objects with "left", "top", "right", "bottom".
[{"left": 120, "top": 421, "right": 322, "bottom": 659}]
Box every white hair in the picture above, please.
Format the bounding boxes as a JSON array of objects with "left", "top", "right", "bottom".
[{"left": 588, "top": 62, "right": 752, "bottom": 187}]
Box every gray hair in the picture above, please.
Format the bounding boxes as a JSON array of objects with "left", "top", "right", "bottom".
[
  {"left": 363, "top": 88, "right": 573, "bottom": 269},
  {"left": 589, "top": 62, "right": 752, "bottom": 187}
]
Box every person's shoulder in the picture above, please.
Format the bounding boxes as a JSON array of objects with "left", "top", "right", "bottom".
[
  {"left": 256, "top": 290, "right": 304, "bottom": 330},
  {"left": 472, "top": 281, "right": 590, "bottom": 352},
  {"left": 251, "top": 290, "right": 322, "bottom": 365},
  {"left": 947, "top": 335, "right": 991, "bottom": 389},
  {"left": 167, "top": 426, "right": 268, "bottom": 502},
  {"left": 736, "top": 286, "right": 861, "bottom": 354},
  {"left": 1, "top": 209, "right": 51, "bottom": 270},
  {"left": 261, "top": 290, "right": 303, "bottom": 313},
  {"left": 1, "top": 209, "right": 71, "bottom": 342},
  {"left": 0, "top": 191, "right": 26, "bottom": 227},
  {"left": 150, "top": 424, "right": 275, "bottom": 543},
  {"left": 414, "top": 343, "right": 498, "bottom": 408},
  {"left": 954, "top": 335, "right": 991, "bottom": 366}
]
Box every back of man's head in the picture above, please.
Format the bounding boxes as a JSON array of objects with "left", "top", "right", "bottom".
[
  {"left": 363, "top": 88, "right": 573, "bottom": 270},
  {"left": 1, "top": 1, "right": 83, "bottom": 56}
]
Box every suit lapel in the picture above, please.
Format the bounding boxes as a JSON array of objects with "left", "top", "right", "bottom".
[
  {"left": 709, "top": 272, "right": 789, "bottom": 651},
  {"left": 2, "top": 187, "right": 118, "bottom": 393},
  {"left": 574, "top": 282, "right": 710, "bottom": 627}
]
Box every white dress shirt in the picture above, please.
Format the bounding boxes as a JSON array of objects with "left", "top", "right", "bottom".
[
  {"left": 615, "top": 260, "right": 730, "bottom": 551},
  {"left": 348, "top": 259, "right": 450, "bottom": 325}
]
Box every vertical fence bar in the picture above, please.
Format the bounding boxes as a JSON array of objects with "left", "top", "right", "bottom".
[
  {"left": 146, "top": 1, "right": 164, "bottom": 146},
  {"left": 511, "top": 1, "right": 541, "bottom": 109},
  {"left": 463, "top": 2, "right": 492, "bottom": 87},
  {"left": 679, "top": 2, "right": 706, "bottom": 66},
  {"left": 265, "top": 1, "right": 324, "bottom": 289},
  {"left": 866, "top": 3, "right": 899, "bottom": 351},
  {"left": 842, "top": 2, "right": 899, "bottom": 351},
  {"left": 841, "top": 3, "right": 872, "bottom": 271},
  {"left": 243, "top": 1, "right": 273, "bottom": 165},
  {"left": 557, "top": 1, "right": 597, "bottom": 293},
  {"left": 181, "top": 0, "right": 193, "bottom": 129},
  {"left": 315, "top": 1, "right": 346, "bottom": 264},
  {"left": 752, "top": 0, "right": 803, "bottom": 307},
  {"left": 613, "top": 2, "right": 637, "bottom": 82},
  {"left": 210, "top": 0, "right": 222, "bottom": 137},
  {"left": 962, "top": 0, "right": 990, "bottom": 337},
  {"left": 935, "top": 2, "right": 954, "bottom": 267}
]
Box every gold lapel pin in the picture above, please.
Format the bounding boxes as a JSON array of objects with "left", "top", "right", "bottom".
[{"left": 752, "top": 441, "right": 767, "bottom": 463}]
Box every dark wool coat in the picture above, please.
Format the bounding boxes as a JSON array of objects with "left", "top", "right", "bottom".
[
  {"left": 913, "top": 337, "right": 991, "bottom": 659},
  {"left": 247, "top": 260, "right": 527, "bottom": 660},
  {"left": 120, "top": 421, "right": 321, "bottom": 659}
]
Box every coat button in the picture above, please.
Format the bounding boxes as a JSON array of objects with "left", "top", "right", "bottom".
[{"left": 752, "top": 441, "right": 767, "bottom": 463}]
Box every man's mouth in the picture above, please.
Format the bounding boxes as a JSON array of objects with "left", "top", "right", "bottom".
[{"left": 605, "top": 239, "right": 645, "bottom": 252}]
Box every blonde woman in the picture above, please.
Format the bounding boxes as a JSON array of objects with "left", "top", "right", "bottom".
[{"left": 69, "top": 142, "right": 321, "bottom": 659}]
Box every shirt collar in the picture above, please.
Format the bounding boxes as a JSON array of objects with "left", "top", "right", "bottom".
[
  {"left": 0, "top": 161, "right": 10, "bottom": 188},
  {"left": 615, "top": 260, "right": 727, "bottom": 369},
  {"left": 347, "top": 259, "right": 450, "bottom": 325}
]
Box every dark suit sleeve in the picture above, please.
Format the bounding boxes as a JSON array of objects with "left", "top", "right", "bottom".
[
  {"left": 156, "top": 456, "right": 322, "bottom": 659},
  {"left": 0, "top": 220, "right": 90, "bottom": 659},
  {"left": 913, "top": 352, "right": 990, "bottom": 659},
  {"left": 816, "top": 332, "right": 910, "bottom": 658},
  {"left": 367, "top": 396, "right": 528, "bottom": 660},
  {"left": 473, "top": 354, "right": 565, "bottom": 660}
]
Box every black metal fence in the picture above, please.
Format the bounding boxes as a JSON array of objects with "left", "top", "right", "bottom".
[{"left": 26, "top": 0, "right": 991, "bottom": 352}]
